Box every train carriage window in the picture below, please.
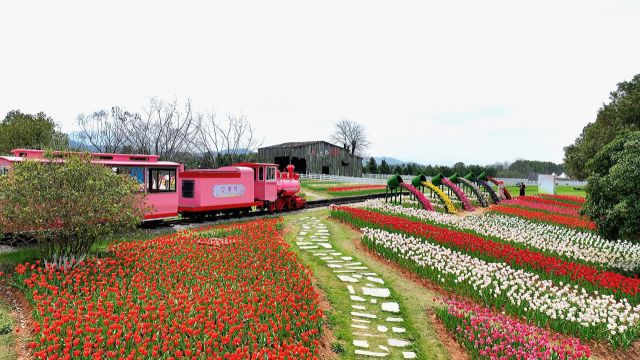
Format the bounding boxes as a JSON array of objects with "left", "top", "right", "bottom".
[
  {"left": 112, "top": 166, "right": 146, "bottom": 191},
  {"left": 149, "top": 168, "right": 177, "bottom": 192},
  {"left": 266, "top": 167, "right": 276, "bottom": 181},
  {"left": 258, "top": 166, "right": 264, "bottom": 181}
]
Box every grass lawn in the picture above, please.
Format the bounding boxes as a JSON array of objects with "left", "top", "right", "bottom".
[
  {"left": 284, "top": 209, "right": 449, "bottom": 360},
  {"left": 0, "top": 299, "right": 15, "bottom": 360}
]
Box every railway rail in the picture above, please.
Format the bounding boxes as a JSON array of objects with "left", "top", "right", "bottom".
[
  {"left": 145, "top": 192, "right": 388, "bottom": 230},
  {"left": 1, "top": 193, "right": 388, "bottom": 244}
]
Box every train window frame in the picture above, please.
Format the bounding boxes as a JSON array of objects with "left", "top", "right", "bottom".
[
  {"left": 258, "top": 166, "right": 264, "bottom": 181},
  {"left": 112, "top": 166, "right": 146, "bottom": 191},
  {"left": 148, "top": 168, "right": 177, "bottom": 193},
  {"left": 266, "top": 166, "right": 276, "bottom": 182}
]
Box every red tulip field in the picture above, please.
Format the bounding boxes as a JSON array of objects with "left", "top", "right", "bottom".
[
  {"left": 3, "top": 193, "right": 640, "bottom": 360},
  {"left": 12, "top": 219, "right": 323, "bottom": 359}
]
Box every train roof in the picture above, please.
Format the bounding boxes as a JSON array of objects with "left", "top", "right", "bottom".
[
  {"left": 2, "top": 149, "right": 181, "bottom": 167},
  {"left": 233, "top": 162, "right": 278, "bottom": 167},
  {"left": 0, "top": 156, "right": 180, "bottom": 167},
  {"left": 181, "top": 166, "right": 254, "bottom": 179}
]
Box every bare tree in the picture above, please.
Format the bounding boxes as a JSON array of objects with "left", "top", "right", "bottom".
[
  {"left": 75, "top": 97, "right": 262, "bottom": 166},
  {"left": 195, "top": 112, "right": 262, "bottom": 167},
  {"left": 76, "top": 107, "right": 131, "bottom": 153},
  {"left": 120, "top": 97, "right": 200, "bottom": 161},
  {"left": 330, "top": 119, "right": 370, "bottom": 157}
]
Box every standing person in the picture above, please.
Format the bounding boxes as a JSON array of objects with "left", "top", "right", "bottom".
[{"left": 519, "top": 182, "right": 526, "bottom": 196}]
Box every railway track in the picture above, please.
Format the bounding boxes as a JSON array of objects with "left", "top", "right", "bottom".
[
  {"left": 146, "top": 192, "right": 388, "bottom": 230},
  {"left": 1, "top": 193, "right": 388, "bottom": 244}
]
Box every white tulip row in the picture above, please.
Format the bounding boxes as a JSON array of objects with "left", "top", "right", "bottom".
[
  {"left": 363, "top": 200, "right": 640, "bottom": 272},
  {"left": 388, "top": 198, "right": 444, "bottom": 210},
  {"left": 361, "top": 227, "right": 640, "bottom": 338}
]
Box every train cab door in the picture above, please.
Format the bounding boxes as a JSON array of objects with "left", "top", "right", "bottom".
[
  {"left": 254, "top": 165, "right": 278, "bottom": 202},
  {"left": 264, "top": 165, "right": 278, "bottom": 201}
]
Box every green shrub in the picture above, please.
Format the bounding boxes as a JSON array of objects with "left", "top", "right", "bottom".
[
  {"left": 583, "top": 131, "right": 640, "bottom": 241},
  {"left": 0, "top": 153, "right": 146, "bottom": 268}
]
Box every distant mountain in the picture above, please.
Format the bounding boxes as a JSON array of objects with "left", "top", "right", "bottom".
[
  {"left": 362, "top": 156, "right": 406, "bottom": 166},
  {"left": 68, "top": 138, "right": 91, "bottom": 150}
]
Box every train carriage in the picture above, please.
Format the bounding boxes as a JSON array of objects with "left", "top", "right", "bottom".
[
  {"left": 0, "top": 149, "right": 305, "bottom": 223},
  {"left": 0, "top": 149, "right": 183, "bottom": 221}
]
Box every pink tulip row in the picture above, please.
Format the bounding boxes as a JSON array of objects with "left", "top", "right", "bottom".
[
  {"left": 437, "top": 298, "right": 591, "bottom": 359},
  {"left": 500, "top": 198, "right": 581, "bottom": 217}
]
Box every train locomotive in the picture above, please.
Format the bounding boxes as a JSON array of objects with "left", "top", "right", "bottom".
[{"left": 0, "top": 149, "right": 306, "bottom": 221}]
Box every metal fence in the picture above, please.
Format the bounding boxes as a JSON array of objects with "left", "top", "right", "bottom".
[
  {"left": 302, "top": 173, "right": 586, "bottom": 187},
  {"left": 300, "top": 173, "right": 386, "bottom": 184}
]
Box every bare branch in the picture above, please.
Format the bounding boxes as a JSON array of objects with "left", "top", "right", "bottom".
[{"left": 330, "top": 119, "right": 370, "bottom": 157}]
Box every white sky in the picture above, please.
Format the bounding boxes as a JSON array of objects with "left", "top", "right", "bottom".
[{"left": 1, "top": 0, "right": 639, "bottom": 165}]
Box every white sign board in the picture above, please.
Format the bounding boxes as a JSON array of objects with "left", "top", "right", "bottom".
[
  {"left": 538, "top": 174, "right": 556, "bottom": 195},
  {"left": 212, "top": 184, "right": 246, "bottom": 198}
]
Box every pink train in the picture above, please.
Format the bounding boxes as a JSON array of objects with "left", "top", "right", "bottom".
[{"left": 0, "top": 149, "right": 306, "bottom": 221}]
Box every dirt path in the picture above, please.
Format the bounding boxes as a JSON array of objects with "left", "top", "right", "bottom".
[{"left": 0, "top": 281, "right": 32, "bottom": 360}]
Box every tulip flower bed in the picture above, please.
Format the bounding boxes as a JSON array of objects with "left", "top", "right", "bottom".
[
  {"left": 516, "top": 195, "right": 583, "bottom": 209},
  {"left": 498, "top": 198, "right": 581, "bottom": 217},
  {"left": 14, "top": 219, "right": 324, "bottom": 359},
  {"left": 436, "top": 299, "right": 591, "bottom": 359},
  {"left": 331, "top": 206, "right": 640, "bottom": 301},
  {"left": 362, "top": 200, "right": 640, "bottom": 273},
  {"left": 356, "top": 227, "right": 640, "bottom": 347},
  {"left": 326, "top": 184, "right": 386, "bottom": 193},
  {"left": 490, "top": 205, "right": 596, "bottom": 231},
  {"left": 301, "top": 181, "right": 387, "bottom": 196},
  {"left": 540, "top": 194, "right": 586, "bottom": 205}
]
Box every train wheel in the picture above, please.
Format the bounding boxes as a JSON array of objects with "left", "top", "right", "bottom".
[
  {"left": 267, "top": 202, "right": 276, "bottom": 213},
  {"left": 274, "top": 198, "right": 285, "bottom": 212},
  {"left": 288, "top": 197, "right": 297, "bottom": 210}
]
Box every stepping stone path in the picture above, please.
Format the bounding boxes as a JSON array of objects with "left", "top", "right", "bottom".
[{"left": 294, "top": 216, "right": 416, "bottom": 359}]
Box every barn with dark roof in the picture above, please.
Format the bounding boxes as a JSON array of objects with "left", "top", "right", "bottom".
[{"left": 258, "top": 141, "right": 363, "bottom": 177}]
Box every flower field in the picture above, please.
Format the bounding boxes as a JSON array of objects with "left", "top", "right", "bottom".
[
  {"left": 486, "top": 194, "right": 597, "bottom": 231},
  {"left": 436, "top": 299, "right": 591, "bottom": 359},
  {"left": 332, "top": 206, "right": 640, "bottom": 299},
  {"left": 498, "top": 197, "right": 581, "bottom": 217},
  {"left": 330, "top": 202, "right": 640, "bottom": 349},
  {"left": 14, "top": 218, "right": 324, "bottom": 359},
  {"left": 539, "top": 194, "right": 586, "bottom": 205},
  {"left": 301, "top": 180, "right": 387, "bottom": 197},
  {"left": 490, "top": 204, "right": 596, "bottom": 230},
  {"left": 363, "top": 200, "right": 640, "bottom": 273}
]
